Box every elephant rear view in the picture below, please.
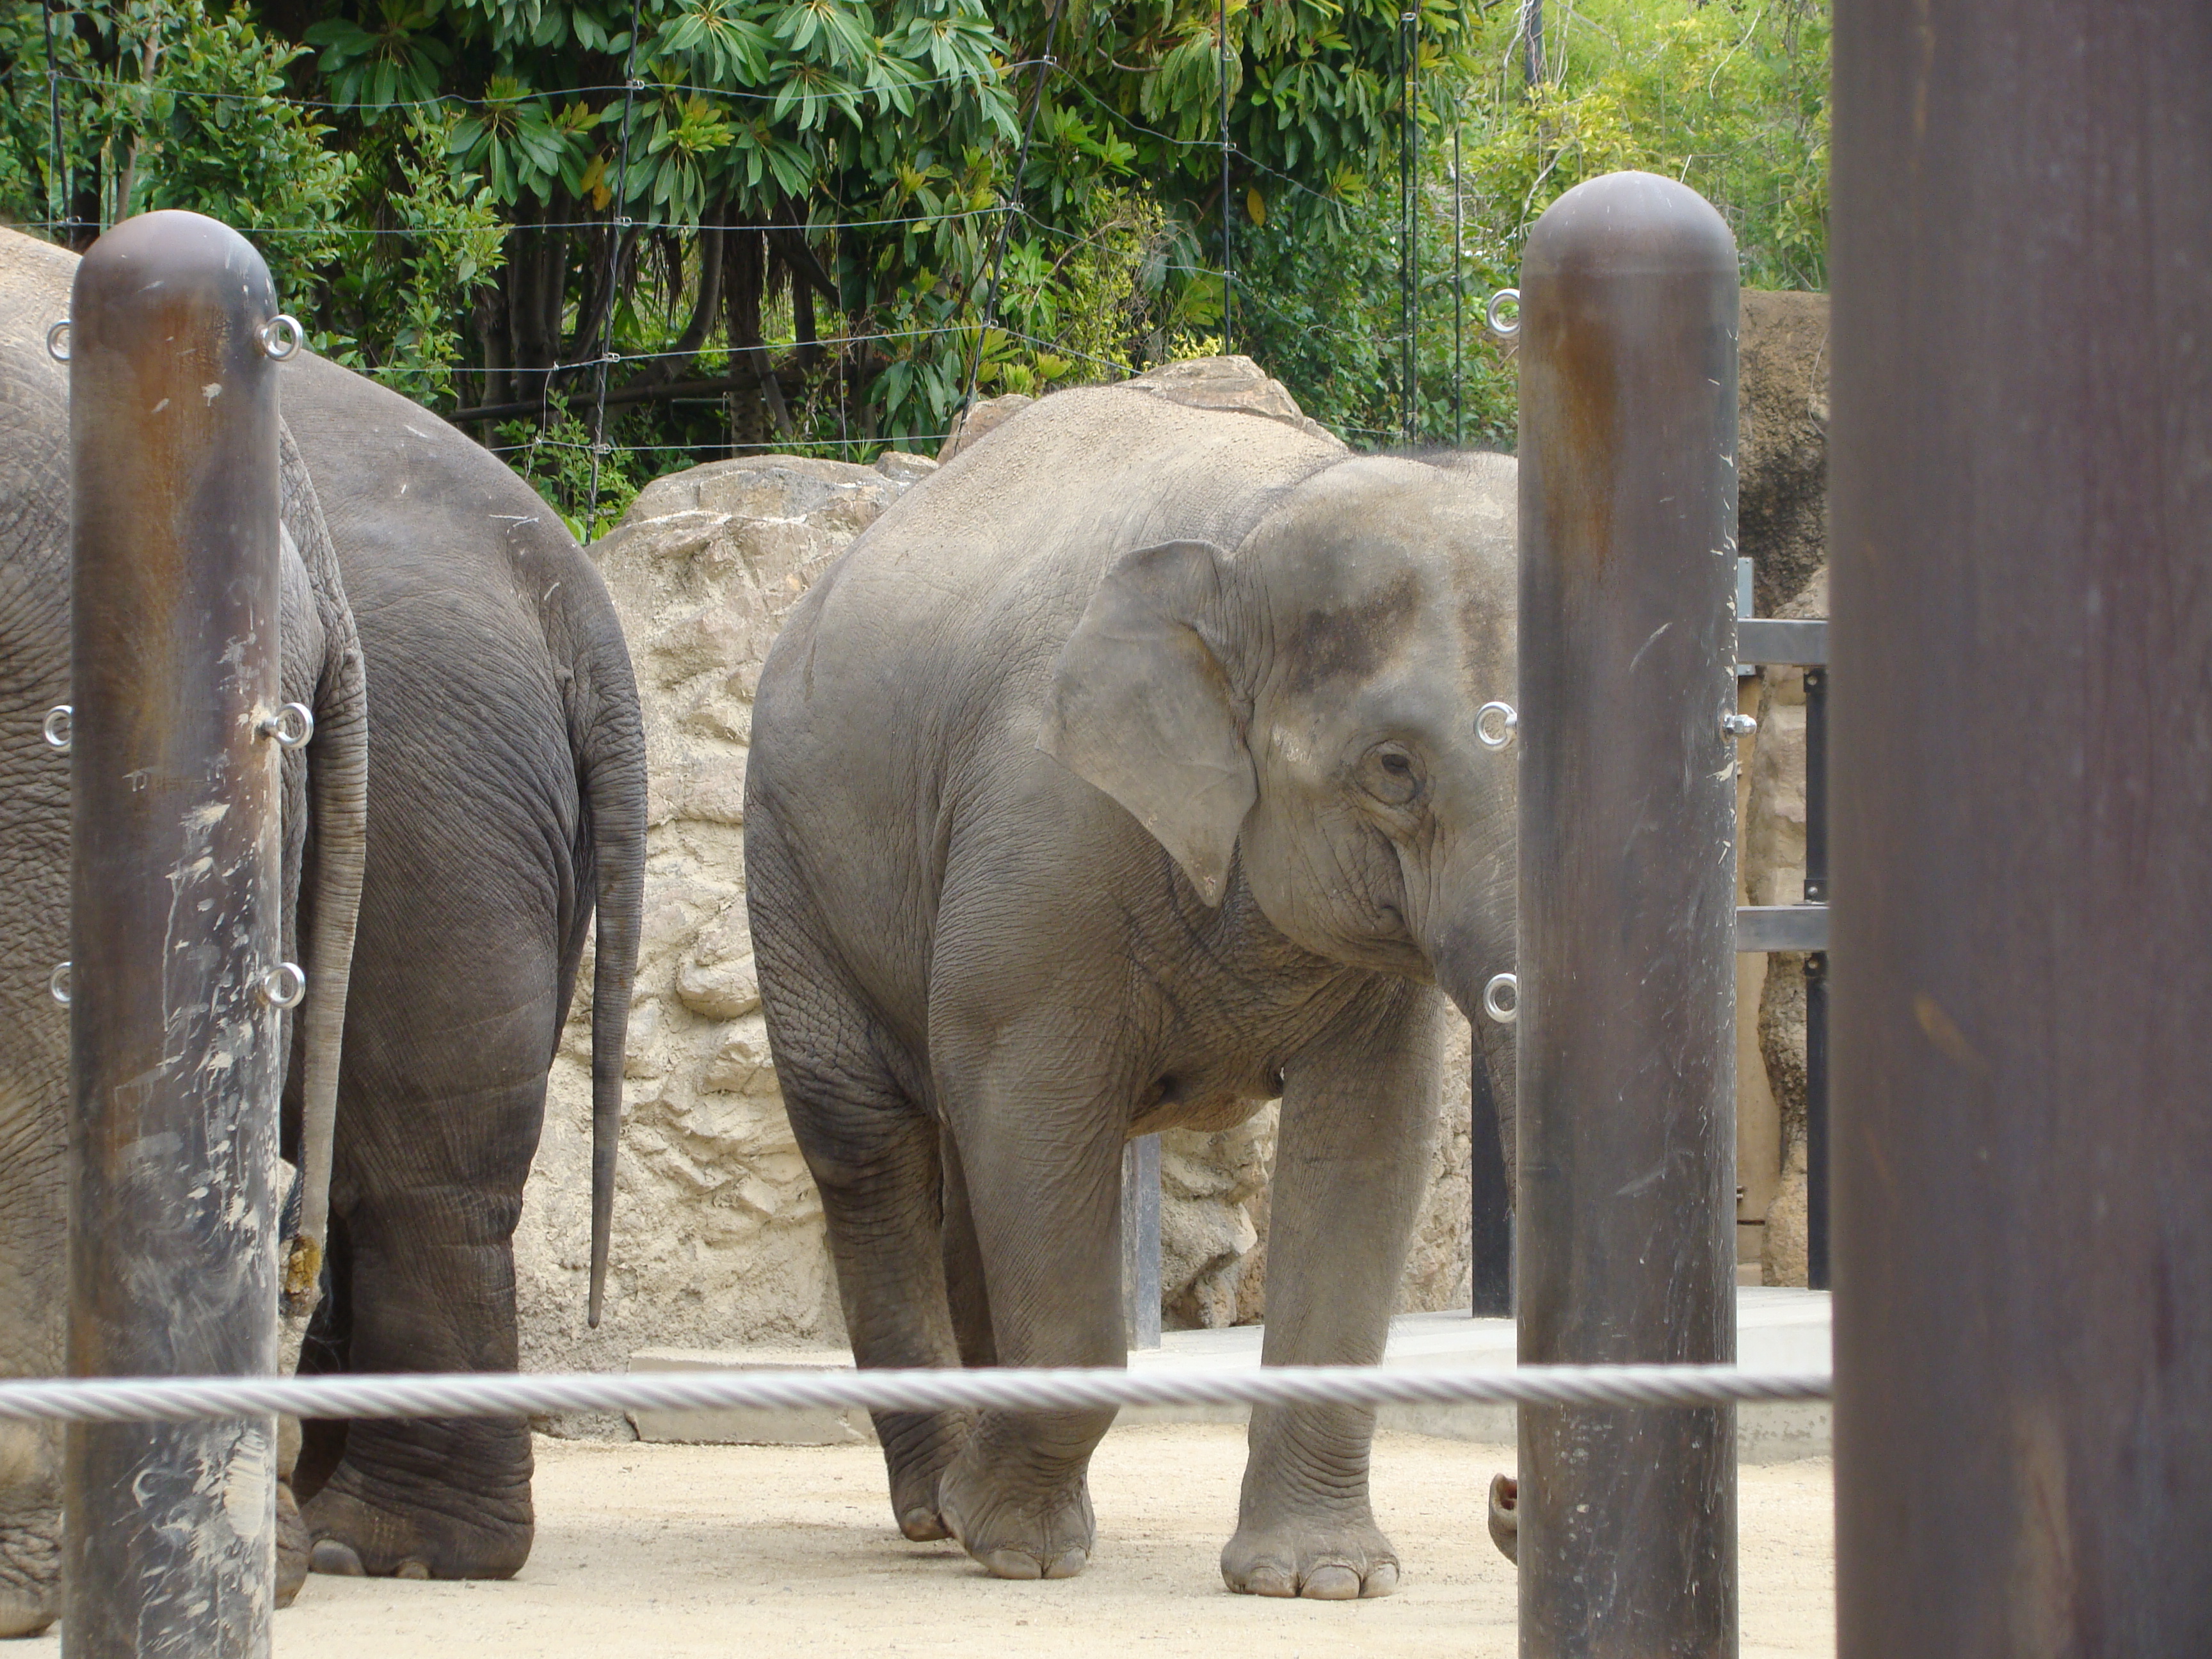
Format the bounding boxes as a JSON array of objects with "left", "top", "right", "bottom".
[
  {"left": 745, "top": 371, "right": 1516, "bottom": 1595},
  {"left": 275, "top": 352, "right": 645, "bottom": 1581}
]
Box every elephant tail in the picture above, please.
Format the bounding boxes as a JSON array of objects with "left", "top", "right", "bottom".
[
  {"left": 575, "top": 597, "right": 646, "bottom": 1329},
  {"left": 279, "top": 431, "right": 369, "bottom": 1317}
]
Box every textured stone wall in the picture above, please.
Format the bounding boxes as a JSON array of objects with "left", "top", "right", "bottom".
[{"left": 513, "top": 360, "right": 1486, "bottom": 1385}]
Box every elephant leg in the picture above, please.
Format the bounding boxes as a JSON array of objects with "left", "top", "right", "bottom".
[
  {"left": 1221, "top": 986, "right": 1443, "bottom": 1601},
  {"left": 774, "top": 993, "right": 968, "bottom": 1544},
  {"left": 929, "top": 1033, "right": 1128, "bottom": 1582},
  {"left": 300, "top": 1068, "right": 545, "bottom": 1582},
  {"left": 0, "top": 1058, "right": 67, "bottom": 1637},
  {"left": 940, "top": 1128, "right": 996, "bottom": 1368}
]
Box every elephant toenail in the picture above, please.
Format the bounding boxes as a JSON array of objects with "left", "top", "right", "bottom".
[
  {"left": 393, "top": 1560, "right": 432, "bottom": 1580},
  {"left": 309, "top": 1540, "right": 365, "bottom": 1577},
  {"left": 899, "top": 1508, "right": 950, "bottom": 1543},
  {"left": 982, "top": 1549, "right": 1043, "bottom": 1580},
  {"left": 1243, "top": 1567, "right": 1297, "bottom": 1598},
  {"left": 1361, "top": 1562, "right": 1401, "bottom": 1598},
  {"left": 1301, "top": 1565, "right": 1362, "bottom": 1600},
  {"left": 1041, "top": 1548, "right": 1087, "bottom": 1580}
]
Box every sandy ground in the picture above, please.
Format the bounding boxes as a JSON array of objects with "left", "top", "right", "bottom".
[{"left": 26, "top": 1427, "right": 1834, "bottom": 1656}]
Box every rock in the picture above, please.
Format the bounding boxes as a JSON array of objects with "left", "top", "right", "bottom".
[
  {"left": 1121, "top": 355, "right": 1341, "bottom": 445},
  {"left": 1738, "top": 290, "right": 1830, "bottom": 618},
  {"left": 873, "top": 450, "right": 940, "bottom": 485},
  {"left": 1743, "top": 571, "right": 1827, "bottom": 1288},
  {"left": 937, "top": 394, "right": 1034, "bottom": 461},
  {"left": 513, "top": 453, "right": 924, "bottom": 1397}
]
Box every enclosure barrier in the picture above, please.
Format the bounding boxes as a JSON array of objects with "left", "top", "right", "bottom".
[
  {"left": 0, "top": 1365, "right": 1830, "bottom": 1425},
  {"left": 1516, "top": 172, "right": 1742, "bottom": 1659},
  {"left": 65, "top": 210, "right": 293, "bottom": 1657},
  {"left": 1831, "top": 0, "right": 2212, "bottom": 1651}
]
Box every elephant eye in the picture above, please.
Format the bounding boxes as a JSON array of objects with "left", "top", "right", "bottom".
[{"left": 1360, "top": 743, "right": 1423, "bottom": 808}]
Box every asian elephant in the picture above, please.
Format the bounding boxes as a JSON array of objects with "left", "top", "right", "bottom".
[
  {"left": 744, "top": 377, "right": 1518, "bottom": 1597},
  {"left": 0, "top": 223, "right": 646, "bottom": 1613},
  {"left": 0, "top": 228, "right": 368, "bottom": 1632},
  {"left": 275, "top": 339, "right": 645, "bottom": 1586}
]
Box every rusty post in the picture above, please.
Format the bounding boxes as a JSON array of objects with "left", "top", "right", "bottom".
[
  {"left": 65, "top": 211, "right": 288, "bottom": 1656},
  {"left": 1830, "top": 2, "right": 2212, "bottom": 1653},
  {"left": 1516, "top": 171, "right": 1740, "bottom": 1658}
]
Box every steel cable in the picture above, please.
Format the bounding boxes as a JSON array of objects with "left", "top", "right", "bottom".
[{"left": 0, "top": 1365, "right": 1831, "bottom": 1425}]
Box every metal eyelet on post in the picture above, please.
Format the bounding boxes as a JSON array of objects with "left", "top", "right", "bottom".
[
  {"left": 1476, "top": 701, "right": 1519, "bottom": 751},
  {"left": 42, "top": 705, "right": 72, "bottom": 751},
  {"left": 257, "top": 315, "right": 304, "bottom": 361},
  {"left": 258, "top": 963, "right": 307, "bottom": 1009},
  {"left": 258, "top": 702, "right": 314, "bottom": 748},
  {"left": 1721, "top": 710, "right": 1759, "bottom": 740},
  {"left": 50, "top": 963, "right": 71, "bottom": 1006},
  {"left": 1482, "top": 972, "right": 1519, "bottom": 1024},
  {"left": 1485, "top": 288, "right": 1520, "bottom": 339},
  {"left": 45, "top": 319, "right": 70, "bottom": 362}
]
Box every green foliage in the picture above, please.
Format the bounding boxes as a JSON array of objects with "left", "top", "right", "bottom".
[
  {"left": 2, "top": 0, "right": 353, "bottom": 303},
  {"left": 0, "top": 0, "right": 1831, "bottom": 491}
]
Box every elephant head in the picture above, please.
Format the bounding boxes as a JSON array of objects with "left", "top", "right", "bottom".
[{"left": 1039, "top": 450, "right": 1518, "bottom": 1150}]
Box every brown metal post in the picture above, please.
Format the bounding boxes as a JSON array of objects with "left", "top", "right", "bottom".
[
  {"left": 1516, "top": 170, "right": 1740, "bottom": 1658},
  {"left": 1830, "top": 3, "right": 2212, "bottom": 1653},
  {"left": 65, "top": 211, "right": 288, "bottom": 1656}
]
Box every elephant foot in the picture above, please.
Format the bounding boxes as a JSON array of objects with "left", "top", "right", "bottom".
[
  {"left": 934, "top": 1439, "right": 1096, "bottom": 1580},
  {"left": 1487, "top": 1473, "right": 1518, "bottom": 1565},
  {"left": 0, "top": 1585, "right": 54, "bottom": 1641},
  {"left": 0, "top": 1519, "right": 60, "bottom": 1637},
  {"left": 872, "top": 1409, "right": 971, "bottom": 1543},
  {"left": 1221, "top": 1514, "right": 1400, "bottom": 1599},
  {"left": 276, "top": 1479, "right": 311, "bottom": 1607},
  {"left": 302, "top": 1466, "right": 531, "bottom": 1582}
]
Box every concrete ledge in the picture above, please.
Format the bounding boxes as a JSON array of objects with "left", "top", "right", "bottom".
[
  {"left": 628, "top": 1348, "right": 877, "bottom": 1446},
  {"left": 625, "top": 1288, "right": 1832, "bottom": 1460}
]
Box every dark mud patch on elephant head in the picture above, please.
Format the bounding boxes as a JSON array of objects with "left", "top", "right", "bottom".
[{"left": 1279, "top": 568, "right": 1423, "bottom": 695}]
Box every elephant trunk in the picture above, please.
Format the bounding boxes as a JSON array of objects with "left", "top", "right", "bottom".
[
  {"left": 280, "top": 435, "right": 367, "bottom": 1317},
  {"left": 579, "top": 626, "right": 646, "bottom": 1329},
  {"left": 1425, "top": 822, "right": 1518, "bottom": 1206}
]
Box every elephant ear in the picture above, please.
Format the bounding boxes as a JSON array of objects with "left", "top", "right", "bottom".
[{"left": 1039, "top": 539, "right": 1256, "bottom": 906}]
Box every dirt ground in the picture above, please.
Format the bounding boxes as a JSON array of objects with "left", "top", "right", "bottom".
[{"left": 28, "top": 1426, "right": 1834, "bottom": 1656}]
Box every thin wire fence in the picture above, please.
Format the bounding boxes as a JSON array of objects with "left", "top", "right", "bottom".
[{"left": 23, "top": 37, "right": 1507, "bottom": 529}]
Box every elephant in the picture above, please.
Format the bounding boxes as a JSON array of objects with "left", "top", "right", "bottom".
[
  {"left": 0, "top": 228, "right": 369, "bottom": 1632},
  {"left": 744, "top": 377, "right": 1518, "bottom": 1597},
  {"left": 274, "top": 315, "right": 645, "bottom": 1584},
  {"left": 0, "top": 222, "right": 646, "bottom": 1608}
]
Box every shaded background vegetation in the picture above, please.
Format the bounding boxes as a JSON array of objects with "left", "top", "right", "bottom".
[{"left": 2, "top": 0, "right": 1826, "bottom": 533}]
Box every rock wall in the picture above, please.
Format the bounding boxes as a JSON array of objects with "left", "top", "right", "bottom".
[
  {"left": 1731, "top": 289, "right": 1831, "bottom": 1285},
  {"left": 513, "top": 358, "right": 1486, "bottom": 1391}
]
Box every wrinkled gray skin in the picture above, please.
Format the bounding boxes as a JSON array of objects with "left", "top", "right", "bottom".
[
  {"left": 0, "top": 232, "right": 369, "bottom": 1633},
  {"left": 745, "top": 387, "right": 1517, "bottom": 1598},
  {"left": 0, "top": 228, "right": 646, "bottom": 1614},
  {"left": 277, "top": 349, "right": 645, "bottom": 1583}
]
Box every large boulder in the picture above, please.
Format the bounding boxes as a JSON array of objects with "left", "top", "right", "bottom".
[
  {"left": 1738, "top": 290, "right": 1830, "bottom": 617},
  {"left": 515, "top": 452, "right": 937, "bottom": 1386}
]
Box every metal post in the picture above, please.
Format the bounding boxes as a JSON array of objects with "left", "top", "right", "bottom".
[
  {"left": 1217, "top": 0, "right": 1231, "bottom": 354},
  {"left": 1831, "top": 3, "right": 2212, "bottom": 1652},
  {"left": 65, "top": 210, "right": 288, "bottom": 1656},
  {"left": 1121, "top": 1135, "right": 1162, "bottom": 1350},
  {"left": 1452, "top": 123, "right": 1464, "bottom": 449},
  {"left": 1800, "top": 664, "right": 1829, "bottom": 1292},
  {"left": 1399, "top": 10, "right": 1418, "bottom": 442},
  {"left": 1516, "top": 171, "right": 1739, "bottom": 1658}
]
